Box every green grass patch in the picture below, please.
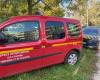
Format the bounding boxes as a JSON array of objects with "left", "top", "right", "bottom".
[{"left": 0, "top": 48, "right": 97, "bottom": 80}]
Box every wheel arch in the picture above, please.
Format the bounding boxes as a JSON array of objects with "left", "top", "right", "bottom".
[{"left": 66, "top": 48, "right": 80, "bottom": 57}]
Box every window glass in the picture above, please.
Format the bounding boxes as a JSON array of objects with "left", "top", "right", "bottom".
[
  {"left": 2, "top": 21, "right": 39, "bottom": 44},
  {"left": 45, "top": 21, "right": 65, "bottom": 40},
  {"left": 67, "top": 23, "right": 80, "bottom": 37}
]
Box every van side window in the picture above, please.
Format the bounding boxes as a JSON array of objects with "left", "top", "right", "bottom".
[
  {"left": 67, "top": 23, "right": 80, "bottom": 37},
  {"left": 2, "top": 21, "right": 39, "bottom": 44},
  {"left": 45, "top": 21, "right": 65, "bottom": 40}
]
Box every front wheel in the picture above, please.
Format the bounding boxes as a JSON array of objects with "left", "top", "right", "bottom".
[{"left": 64, "top": 50, "right": 79, "bottom": 65}]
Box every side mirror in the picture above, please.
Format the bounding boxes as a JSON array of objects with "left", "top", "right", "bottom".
[{"left": 0, "top": 32, "right": 7, "bottom": 44}]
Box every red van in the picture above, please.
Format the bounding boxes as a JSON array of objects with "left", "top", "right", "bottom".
[{"left": 0, "top": 16, "right": 82, "bottom": 78}]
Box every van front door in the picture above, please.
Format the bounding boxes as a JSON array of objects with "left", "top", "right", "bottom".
[{"left": 0, "top": 21, "right": 44, "bottom": 77}]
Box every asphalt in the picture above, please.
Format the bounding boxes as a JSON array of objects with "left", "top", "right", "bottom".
[{"left": 93, "top": 50, "right": 100, "bottom": 80}]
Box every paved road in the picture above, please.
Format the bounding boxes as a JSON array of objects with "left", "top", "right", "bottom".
[{"left": 93, "top": 50, "right": 100, "bottom": 80}]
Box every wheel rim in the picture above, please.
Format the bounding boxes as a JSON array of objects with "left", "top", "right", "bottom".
[{"left": 68, "top": 53, "right": 78, "bottom": 65}]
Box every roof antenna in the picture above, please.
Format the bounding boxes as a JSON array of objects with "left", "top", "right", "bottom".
[
  {"left": 33, "top": 0, "right": 50, "bottom": 16},
  {"left": 34, "top": 9, "right": 42, "bottom": 15}
]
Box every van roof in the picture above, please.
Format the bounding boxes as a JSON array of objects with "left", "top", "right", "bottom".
[
  {"left": 10, "top": 15, "right": 79, "bottom": 21},
  {"left": 0, "top": 15, "right": 79, "bottom": 27}
]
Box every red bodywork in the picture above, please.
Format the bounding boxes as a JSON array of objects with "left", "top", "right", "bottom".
[{"left": 0, "top": 16, "right": 82, "bottom": 78}]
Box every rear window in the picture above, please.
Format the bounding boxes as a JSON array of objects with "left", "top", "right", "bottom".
[
  {"left": 66, "top": 23, "right": 81, "bottom": 37},
  {"left": 83, "top": 28, "right": 98, "bottom": 35}
]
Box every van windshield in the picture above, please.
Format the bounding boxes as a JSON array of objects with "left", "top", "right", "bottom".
[{"left": 83, "top": 28, "right": 99, "bottom": 36}]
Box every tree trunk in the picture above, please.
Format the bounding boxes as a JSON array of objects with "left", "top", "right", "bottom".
[{"left": 27, "top": 0, "right": 32, "bottom": 15}]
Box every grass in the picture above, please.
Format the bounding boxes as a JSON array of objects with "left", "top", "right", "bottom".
[{"left": 0, "top": 48, "right": 97, "bottom": 80}]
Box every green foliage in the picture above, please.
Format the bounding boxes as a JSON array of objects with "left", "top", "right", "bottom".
[
  {"left": 0, "top": 0, "right": 64, "bottom": 23},
  {"left": 0, "top": 0, "right": 99, "bottom": 26},
  {"left": 0, "top": 0, "right": 27, "bottom": 22},
  {"left": 88, "top": 1, "right": 100, "bottom": 26},
  {"left": 67, "top": 0, "right": 100, "bottom": 26},
  {"left": 67, "top": 0, "right": 88, "bottom": 24}
]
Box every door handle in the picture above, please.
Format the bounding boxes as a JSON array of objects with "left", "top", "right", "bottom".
[
  {"left": 34, "top": 45, "right": 46, "bottom": 49},
  {"left": 34, "top": 46, "right": 41, "bottom": 49}
]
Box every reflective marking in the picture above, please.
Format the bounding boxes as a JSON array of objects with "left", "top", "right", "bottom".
[
  {"left": 42, "top": 46, "right": 45, "bottom": 48},
  {"left": 0, "top": 52, "right": 63, "bottom": 66},
  {"left": 0, "top": 48, "right": 33, "bottom": 54},
  {"left": 52, "top": 41, "right": 82, "bottom": 47}
]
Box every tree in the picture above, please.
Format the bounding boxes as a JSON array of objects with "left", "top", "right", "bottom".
[
  {"left": 88, "top": 0, "right": 100, "bottom": 26},
  {"left": 0, "top": 0, "right": 65, "bottom": 23},
  {"left": 66, "top": 0, "right": 100, "bottom": 26},
  {"left": 27, "top": 0, "right": 32, "bottom": 15},
  {"left": 67, "top": 0, "right": 88, "bottom": 25},
  {"left": 0, "top": 0, "right": 27, "bottom": 22}
]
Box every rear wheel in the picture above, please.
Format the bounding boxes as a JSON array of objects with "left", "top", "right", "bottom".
[{"left": 64, "top": 50, "right": 79, "bottom": 65}]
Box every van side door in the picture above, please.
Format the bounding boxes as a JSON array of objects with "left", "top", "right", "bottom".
[{"left": 42, "top": 20, "right": 68, "bottom": 66}]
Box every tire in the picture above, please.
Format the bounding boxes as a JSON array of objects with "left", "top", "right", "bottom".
[{"left": 64, "top": 50, "right": 79, "bottom": 65}]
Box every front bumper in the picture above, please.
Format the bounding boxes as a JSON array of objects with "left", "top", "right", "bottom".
[{"left": 83, "top": 39, "right": 98, "bottom": 49}]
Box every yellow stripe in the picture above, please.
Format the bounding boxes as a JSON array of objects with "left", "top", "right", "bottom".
[
  {"left": 0, "top": 42, "right": 81, "bottom": 54},
  {"left": 0, "top": 47, "right": 33, "bottom": 54},
  {"left": 52, "top": 41, "right": 82, "bottom": 47}
]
